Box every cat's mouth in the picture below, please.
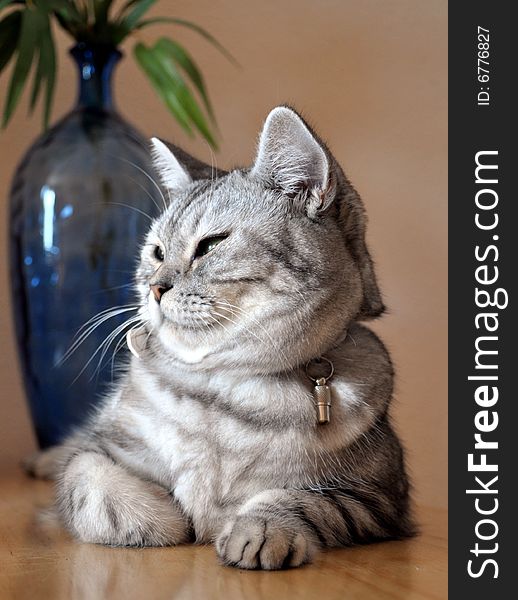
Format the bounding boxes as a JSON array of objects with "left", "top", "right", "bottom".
[
  {"left": 148, "top": 292, "right": 237, "bottom": 334},
  {"left": 163, "top": 314, "right": 216, "bottom": 331}
]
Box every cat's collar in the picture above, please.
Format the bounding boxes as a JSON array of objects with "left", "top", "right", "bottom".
[{"left": 126, "top": 325, "right": 149, "bottom": 359}]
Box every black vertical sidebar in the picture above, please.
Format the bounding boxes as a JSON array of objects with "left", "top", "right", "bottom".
[{"left": 449, "top": 2, "right": 517, "bottom": 597}]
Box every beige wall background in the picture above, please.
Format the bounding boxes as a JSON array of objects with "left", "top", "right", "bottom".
[{"left": 0, "top": 1, "right": 447, "bottom": 508}]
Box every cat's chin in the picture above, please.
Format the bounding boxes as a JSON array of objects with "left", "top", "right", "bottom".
[
  {"left": 155, "top": 325, "right": 211, "bottom": 363},
  {"left": 152, "top": 318, "right": 227, "bottom": 364}
]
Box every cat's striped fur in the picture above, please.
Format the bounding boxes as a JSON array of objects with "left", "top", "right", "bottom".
[{"left": 28, "top": 106, "right": 414, "bottom": 569}]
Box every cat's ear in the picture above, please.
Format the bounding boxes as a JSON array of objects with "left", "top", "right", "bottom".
[
  {"left": 150, "top": 137, "right": 193, "bottom": 193},
  {"left": 251, "top": 106, "right": 334, "bottom": 215},
  {"left": 340, "top": 194, "right": 386, "bottom": 320}
]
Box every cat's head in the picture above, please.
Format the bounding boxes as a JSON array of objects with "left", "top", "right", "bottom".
[{"left": 136, "top": 106, "right": 383, "bottom": 373}]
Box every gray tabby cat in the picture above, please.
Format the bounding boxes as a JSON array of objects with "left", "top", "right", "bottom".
[{"left": 28, "top": 106, "right": 414, "bottom": 569}]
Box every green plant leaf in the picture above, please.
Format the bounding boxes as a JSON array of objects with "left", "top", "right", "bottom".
[
  {"left": 53, "top": 13, "right": 81, "bottom": 41},
  {"left": 0, "top": 10, "right": 21, "bottom": 77},
  {"left": 134, "top": 42, "right": 193, "bottom": 137},
  {"left": 57, "top": 2, "right": 83, "bottom": 24},
  {"left": 43, "top": 0, "right": 85, "bottom": 43},
  {"left": 34, "top": 0, "right": 82, "bottom": 21},
  {"left": 116, "top": 0, "right": 139, "bottom": 17},
  {"left": 28, "top": 11, "right": 55, "bottom": 128},
  {"left": 32, "top": 0, "right": 63, "bottom": 11},
  {"left": 0, "top": 0, "right": 17, "bottom": 13},
  {"left": 94, "top": 0, "right": 114, "bottom": 25},
  {"left": 76, "top": 2, "right": 88, "bottom": 25},
  {"left": 150, "top": 42, "right": 216, "bottom": 148},
  {"left": 2, "top": 7, "right": 45, "bottom": 128},
  {"left": 119, "top": 0, "right": 156, "bottom": 31},
  {"left": 1, "top": 2, "right": 231, "bottom": 139},
  {"left": 29, "top": 48, "right": 43, "bottom": 110},
  {"left": 28, "top": 9, "right": 47, "bottom": 111},
  {"left": 155, "top": 37, "right": 215, "bottom": 124},
  {"left": 40, "top": 19, "right": 56, "bottom": 128},
  {"left": 135, "top": 16, "right": 238, "bottom": 66}
]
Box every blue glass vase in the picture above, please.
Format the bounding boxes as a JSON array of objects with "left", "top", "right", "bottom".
[{"left": 9, "top": 43, "right": 162, "bottom": 448}]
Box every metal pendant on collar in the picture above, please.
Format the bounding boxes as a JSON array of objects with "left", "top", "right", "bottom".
[{"left": 305, "top": 356, "right": 334, "bottom": 424}]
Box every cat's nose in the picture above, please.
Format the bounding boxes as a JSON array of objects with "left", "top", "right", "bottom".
[{"left": 149, "top": 282, "right": 172, "bottom": 303}]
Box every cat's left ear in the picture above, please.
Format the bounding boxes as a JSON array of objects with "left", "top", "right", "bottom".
[
  {"left": 251, "top": 106, "right": 335, "bottom": 216},
  {"left": 150, "top": 137, "right": 193, "bottom": 194}
]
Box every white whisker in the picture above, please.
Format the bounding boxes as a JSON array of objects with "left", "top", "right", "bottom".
[
  {"left": 101, "top": 201, "right": 153, "bottom": 221},
  {"left": 212, "top": 309, "right": 276, "bottom": 354},
  {"left": 91, "top": 316, "right": 143, "bottom": 381},
  {"left": 109, "top": 154, "right": 168, "bottom": 211},
  {"left": 70, "top": 314, "right": 141, "bottom": 385},
  {"left": 122, "top": 174, "right": 163, "bottom": 215},
  {"left": 89, "top": 283, "right": 134, "bottom": 295},
  {"left": 207, "top": 313, "right": 233, "bottom": 336},
  {"left": 215, "top": 301, "right": 293, "bottom": 368},
  {"left": 59, "top": 306, "right": 139, "bottom": 365}
]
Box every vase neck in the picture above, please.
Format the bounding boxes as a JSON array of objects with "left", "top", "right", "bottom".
[{"left": 70, "top": 43, "right": 121, "bottom": 110}]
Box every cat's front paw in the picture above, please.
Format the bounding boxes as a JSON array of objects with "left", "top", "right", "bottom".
[
  {"left": 23, "top": 444, "right": 71, "bottom": 480},
  {"left": 59, "top": 451, "right": 190, "bottom": 547},
  {"left": 215, "top": 515, "right": 317, "bottom": 570}
]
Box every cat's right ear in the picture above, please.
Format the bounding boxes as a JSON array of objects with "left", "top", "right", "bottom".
[
  {"left": 150, "top": 137, "right": 193, "bottom": 194},
  {"left": 251, "top": 106, "right": 334, "bottom": 217}
]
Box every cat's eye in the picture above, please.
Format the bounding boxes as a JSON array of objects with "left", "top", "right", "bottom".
[
  {"left": 154, "top": 245, "right": 164, "bottom": 261},
  {"left": 194, "top": 235, "right": 228, "bottom": 259}
]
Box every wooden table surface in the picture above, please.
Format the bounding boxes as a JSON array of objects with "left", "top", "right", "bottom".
[{"left": 0, "top": 470, "right": 447, "bottom": 600}]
